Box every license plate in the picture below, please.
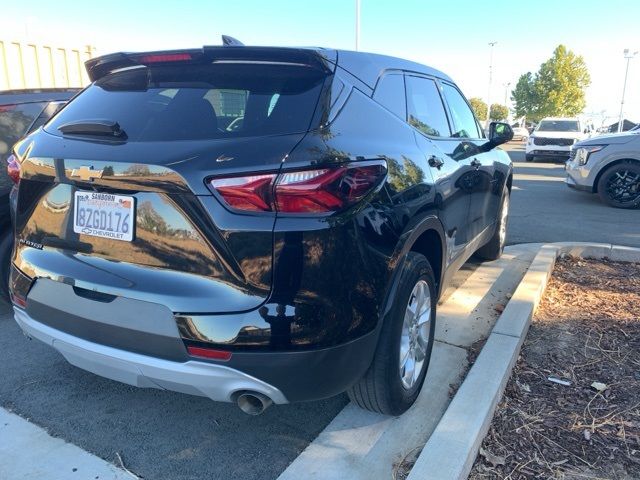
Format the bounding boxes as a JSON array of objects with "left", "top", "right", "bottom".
[{"left": 74, "top": 191, "right": 135, "bottom": 242}]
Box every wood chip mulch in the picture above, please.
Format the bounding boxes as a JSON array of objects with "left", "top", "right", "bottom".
[{"left": 469, "top": 256, "right": 640, "bottom": 479}]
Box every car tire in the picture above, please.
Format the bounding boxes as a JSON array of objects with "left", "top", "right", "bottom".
[
  {"left": 597, "top": 162, "right": 640, "bottom": 209},
  {"left": 0, "top": 233, "right": 12, "bottom": 303},
  {"left": 476, "top": 190, "right": 510, "bottom": 261},
  {"left": 347, "top": 252, "right": 436, "bottom": 416},
  {"left": 525, "top": 154, "right": 534, "bottom": 162}
]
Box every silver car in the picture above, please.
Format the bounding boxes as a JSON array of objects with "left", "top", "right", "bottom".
[{"left": 566, "top": 126, "right": 640, "bottom": 208}]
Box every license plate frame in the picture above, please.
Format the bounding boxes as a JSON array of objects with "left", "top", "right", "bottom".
[{"left": 73, "top": 191, "right": 136, "bottom": 242}]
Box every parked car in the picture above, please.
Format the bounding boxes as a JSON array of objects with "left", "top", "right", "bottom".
[
  {"left": 9, "top": 43, "right": 513, "bottom": 416},
  {"left": 566, "top": 129, "right": 640, "bottom": 208},
  {"left": 525, "top": 117, "right": 588, "bottom": 162},
  {"left": 511, "top": 124, "right": 529, "bottom": 142},
  {"left": 0, "top": 88, "right": 78, "bottom": 301}
]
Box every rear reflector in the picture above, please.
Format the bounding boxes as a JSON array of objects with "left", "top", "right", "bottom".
[
  {"left": 6, "top": 154, "right": 20, "bottom": 184},
  {"left": 187, "top": 345, "right": 232, "bottom": 361},
  {"left": 139, "top": 53, "right": 192, "bottom": 63},
  {"left": 208, "top": 162, "right": 387, "bottom": 214}
]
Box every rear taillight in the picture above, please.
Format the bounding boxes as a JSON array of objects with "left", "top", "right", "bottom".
[
  {"left": 208, "top": 162, "right": 387, "bottom": 214},
  {"left": 9, "top": 265, "right": 33, "bottom": 309},
  {"left": 6, "top": 154, "right": 20, "bottom": 184}
]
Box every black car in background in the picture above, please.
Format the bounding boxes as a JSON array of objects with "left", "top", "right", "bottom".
[
  {"left": 1, "top": 89, "right": 78, "bottom": 300},
  {"left": 9, "top": 45, "right": 512, "bottom": 415}
]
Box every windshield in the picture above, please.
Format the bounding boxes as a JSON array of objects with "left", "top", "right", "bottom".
[
  {"left": 45, "top": 63, "right": 326, "bottom": 142},
  {"left": 537, "top": 120, "right": 580, "bottom": 132}
]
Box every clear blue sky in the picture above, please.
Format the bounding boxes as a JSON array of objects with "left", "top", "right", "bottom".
[{"left": 4, "top": 0, "right": 640, "bottom": 124}]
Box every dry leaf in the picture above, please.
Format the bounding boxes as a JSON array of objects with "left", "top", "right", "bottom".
[{"left": 479, "top": 447, "right": 505, "bottom": 467}]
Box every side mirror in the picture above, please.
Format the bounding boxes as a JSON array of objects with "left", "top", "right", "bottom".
[{"left": 489, "top": 122, "right": 514, "bottom": 146}]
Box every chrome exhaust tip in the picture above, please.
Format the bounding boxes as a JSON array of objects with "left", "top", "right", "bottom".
[{"left": 236, "top": 391, "right": 273, "bottom": 415}]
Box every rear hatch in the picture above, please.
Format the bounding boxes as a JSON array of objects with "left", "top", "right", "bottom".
[{"left": 12, "top": 48, "right": 332, "bottom": 313}]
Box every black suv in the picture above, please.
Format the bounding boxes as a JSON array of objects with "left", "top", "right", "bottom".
[
  {"left": 9, "top": 44, "right": 512, "bottom": 415},
  {"left": 1, "top": 89, "right": 78, "bottom": 300}
]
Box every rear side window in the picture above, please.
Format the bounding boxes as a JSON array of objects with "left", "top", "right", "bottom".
[
  {"left": 27, "top": 101, "right": 67, "bottom": 134},
  {"left": 441, "top": 83, "right": 481, "bottom": 139},
  {"left": 0, "top": 102, "right": 47, "bottom": 157},
  {"left": 405, "top": 76, "right": 450, "bottom": 138},
  {"left": 46, "top": 63, "right": 327, "bottom": 142},
  {"left": 373, "top": 74, "right": 406, "bottom": 119}
]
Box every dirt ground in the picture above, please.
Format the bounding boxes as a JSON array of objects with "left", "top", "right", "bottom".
[{"left": 469, "top": 256, "right": 640, "bottom": 479}]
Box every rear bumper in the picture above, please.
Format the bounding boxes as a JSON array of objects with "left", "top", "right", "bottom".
[{"left": 14, "top": 307, "right": 289, "bottom": 404}]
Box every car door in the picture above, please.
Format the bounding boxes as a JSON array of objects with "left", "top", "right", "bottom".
[
  {"left": 439, "top": 82, "right": 500, "bottom": 242},
  {"left": 404, "top": 74, "right": 473, "bottom": 262}
]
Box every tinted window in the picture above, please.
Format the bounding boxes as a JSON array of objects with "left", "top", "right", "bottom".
[
  {"left": 405, "top": 76, "right": 450, "bottom": 137},
  {"left": 537, "top": 120, "right": 580, "bottom": 132},
  {"left": 46, "top": 63, "right": 326, "bottom": 142},
  {"left": 441, "top": 84, "right": 480, "bottom": 138},
  {"left": 27, "top": 101, "right": 67, "bottom": 134},
  {"left": 0, "top": 102, "right": 47, "bottom": 158},
  {"left": 373, "top": 74, "right": 406, "bottom": 119}
]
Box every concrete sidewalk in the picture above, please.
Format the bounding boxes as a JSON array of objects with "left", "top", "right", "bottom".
[{"left": 0, "top": 408, "right": 130, "bottom": 480}]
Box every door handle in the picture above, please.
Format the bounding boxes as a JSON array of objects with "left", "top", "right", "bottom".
[
  {"left": 470, "top": 158, "right": 481, "bottom": 169},
  {"left": 428, "top": 155, "right": 444, "bottom": 169}
]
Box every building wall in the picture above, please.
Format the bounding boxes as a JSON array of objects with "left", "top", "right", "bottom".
[{"left": 0, "top": 40, "right": 95, "bottom": 90}]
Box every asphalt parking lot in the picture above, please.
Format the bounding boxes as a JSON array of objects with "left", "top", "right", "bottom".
[
  {"left": 504, "top": 142, "right": 639, "bottom": 248},
  {"left": 0, "top": 143, "right": 636, "bottom": 480}
]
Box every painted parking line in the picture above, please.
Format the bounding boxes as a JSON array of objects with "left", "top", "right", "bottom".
[{"left": 0, "top": 408, "right": 130, "bottom": 480}]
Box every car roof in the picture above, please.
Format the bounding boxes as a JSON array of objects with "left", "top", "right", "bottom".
[
  {"left": 85, "top": 45, "right": 454, "bottom": 91},
  {"left": 0, "top": 88, "right": 79, "bottom": 106},
  {"left": 334, "top": 49, "right": 453, "bottom": 89}
]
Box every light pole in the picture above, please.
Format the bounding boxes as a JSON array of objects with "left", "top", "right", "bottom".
[
  {"left": 355, "top": 0, "right": 361, "bottom": 51},
  {"left": 503, "top": 82, "right": 511, "bottom": 107},
  {"left": 486, "top": 41, "right": 497, "bottom": 127},
  {"left": 618, "top": 48, "right": 638, "bottom": 133}
]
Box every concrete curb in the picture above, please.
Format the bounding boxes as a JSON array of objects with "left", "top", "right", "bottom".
[{"left": 406, "top": 243, "right": 640, "bottom": 480}]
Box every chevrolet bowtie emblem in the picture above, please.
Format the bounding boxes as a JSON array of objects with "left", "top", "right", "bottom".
[{"left": 71, "top": 166, "right": 104, "bottom": 181}]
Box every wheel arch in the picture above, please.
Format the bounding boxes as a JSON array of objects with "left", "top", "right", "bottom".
[
  {"left": 382, "top": 216, "right": 446, "bottom": 319},
  {"left": 593, "top": 158, "right": 640, "bottom": 193}
]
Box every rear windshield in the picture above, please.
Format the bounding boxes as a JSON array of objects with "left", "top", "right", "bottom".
[
  {"left": 45, "top": 63, "right": 327, "bottom": 141},
  {"left": 537, "top": 120, "right": 580, "bottom": 132}
]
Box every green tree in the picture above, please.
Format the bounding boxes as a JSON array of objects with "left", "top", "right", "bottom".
[
  {"left": 469, "top": 97, "right": 488, "bottom": 121},
  {"left": 535, "top": 45, "right": 590, "bottom": 117},
  {"left": 511, "top": 72, "right": 537, "bottom": 119},
  {"left": 489, "top": 104, "right": 509, "bottom": 121},
  {"left": 511, "top": 45, "right": 591, "bottom": 121}
]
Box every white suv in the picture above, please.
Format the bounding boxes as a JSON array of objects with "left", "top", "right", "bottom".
[{"left": 525, "top": 117, "right": 588, "bottom": 162}]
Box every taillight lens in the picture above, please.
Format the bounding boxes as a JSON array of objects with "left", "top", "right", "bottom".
[
  {"left": 208, "top": 162, "right": 387, "bottom": 214},
  {"left": 6, "top": 154, "right": 20, "bottom": 184}
]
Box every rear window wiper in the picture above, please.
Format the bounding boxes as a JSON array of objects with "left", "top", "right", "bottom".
[{"left": 58, "top": 119, "right": 127, "bottom": 139}]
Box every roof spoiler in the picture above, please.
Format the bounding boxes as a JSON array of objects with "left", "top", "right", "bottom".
[{"left": 85, "top": 38, "right": 336, "bottom": 82}]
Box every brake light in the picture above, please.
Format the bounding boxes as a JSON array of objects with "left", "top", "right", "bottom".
[
  {"left": 139, "top": 53, "right": 192, "bottom": 63},
  {"left": 210, "top": 174, "right": 275, "bottom": 212},
  {"left": 6, "top": 154, "right": 20, "bottom": 184},
  {"left": 186, "top": 345, "right": 232, "bottom": 361},
  {"left": 0, "top": 104, "right": 16, "bottom": 112},
  {"left": 208, "top": 162, "right": 387, "bottom": 214}
]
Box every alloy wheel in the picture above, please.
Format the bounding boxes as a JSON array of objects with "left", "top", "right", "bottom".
[
  {"left": 606, "top": 169, "right": 640, "bottom": 204},
  {"left": 399, "top": 280, "right": 432, "bottom": 389}
]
